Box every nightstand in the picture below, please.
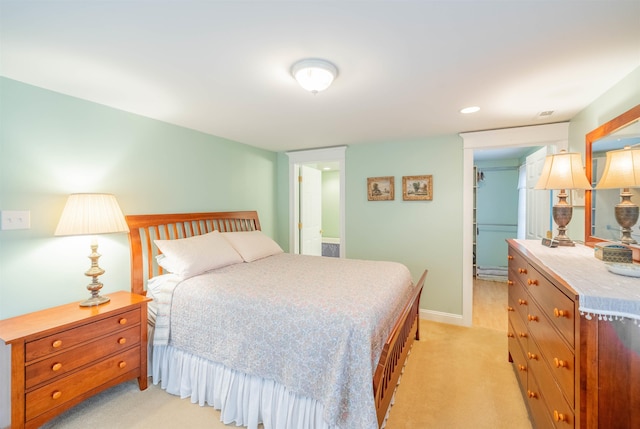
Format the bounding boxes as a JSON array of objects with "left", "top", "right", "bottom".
[{"left": 0, "top": 291, "right": 151, "bottom": 429}]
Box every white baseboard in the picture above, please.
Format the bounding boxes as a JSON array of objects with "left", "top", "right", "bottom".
[{"left": 419, "top": 308, "right": 470, "bottom": 327}]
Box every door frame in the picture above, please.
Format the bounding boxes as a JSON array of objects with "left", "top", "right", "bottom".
[
  {"left": 460, "top": 124, "right": 568, "bottom": 327},
  {"left": 286, "top": 146, "right": 346, "bottom": 257}
]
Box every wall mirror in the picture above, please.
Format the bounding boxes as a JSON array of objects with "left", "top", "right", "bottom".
[{"left": 585, "top": 104, "right": 640, "bottom": 245}]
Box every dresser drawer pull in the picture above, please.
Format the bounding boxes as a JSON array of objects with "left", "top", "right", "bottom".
[
  {"left": 554, "top": 358, "right": 568, "bottom": 369},
  {"left": 118, "top": 318, "right": 128, "bottom": 325},
  {"left": 518, "top": 268, "right": 527, "bottom": 274},
  {"left": 527, "top": 352, "right": 539, "bottom": 360},
  {"left": 518, "top": 299, "right": 527, "bottom": 306},
  {"left": 52, "top": 339, "right": 63, "bottom": 348},
  {"left": 51, "top": 390, "right": 62, "bottom": 400},
  {"left": 118, "top": 337, "right": 127, "bottom": 345},
  {"left": 553, "top": 410, "right": 569, "bottom": 423},
  {"left": 118, "top": 361, "right": 127, "bottom": 369},
  {"left": 527, "top": 314, "right": 538, "bottom": 322},
  {"left": 554, "top": 308, "right": 569, "bottom": 318},
  {"left": 518, "top": 364, "right": 527, "bottom": 372},
  {"left": 507, "top": 280, "right": 514, "bottom": 286},
  {"left": 507, "top": 332, "right": 515, "bottom": 338},
  {"left": 508, "top": 255, "right": 514, "bottom": 261},
  {"left": 519, "top": 332, "right": 527, "bottom": 338},
  {"left": 527, "top": 278, "right": 538, "bottom": 286},
  {"left": 51, "top": 362, "right": 62, "bottom": 372},
  {"left": 507, "top": 306, "right": 515, "bottom": 312},
  {"left": 527, "top": 390, "right": 538, "bottom": 399}
]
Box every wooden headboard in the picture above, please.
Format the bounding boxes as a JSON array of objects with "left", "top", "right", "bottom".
[{"left": 125, "top": 211, "right": 261, "bottom": 295}]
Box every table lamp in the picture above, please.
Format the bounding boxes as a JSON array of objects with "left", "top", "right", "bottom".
[
  {"left": 55, "top": 193, "right": 129, "bottom": 306},
  {"left": 595, "top": 145, "right": 640, "bottom": 245},
  {"left": 535, "top": 150, "right": 592, "bottom": 246}
]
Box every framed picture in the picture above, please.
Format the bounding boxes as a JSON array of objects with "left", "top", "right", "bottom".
[
  {"left": 367, "top": 176, "right": 394, "bottom": 201},
  {"left": 402, "top": 175, "right": 433, "bottom": 201}
]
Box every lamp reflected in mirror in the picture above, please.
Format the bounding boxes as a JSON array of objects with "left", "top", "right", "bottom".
[
  {"left": 595, "top": 146, "right": 640, "bottom": 245},
  {"left": 536, "top": 150, "right": 592, "bottom": 246}
]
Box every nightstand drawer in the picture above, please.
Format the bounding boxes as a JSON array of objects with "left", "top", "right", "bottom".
[
  {"left": 25, "top": 325, "right": 141, "bottom": 389},
  {"left": 26, "top": 346, "right": 140, "bottom": 421},
  {"left": 26, "top": 309, "right": 140, "bottom": 361}
]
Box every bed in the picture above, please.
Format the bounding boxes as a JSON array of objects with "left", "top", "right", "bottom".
[{"left": 126, "top": 211, "right": 426, "bottom": 429}]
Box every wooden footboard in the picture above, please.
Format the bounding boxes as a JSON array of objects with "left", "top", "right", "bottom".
[{"left": 373, "top": 269, "right": 427, "bottom": 427}]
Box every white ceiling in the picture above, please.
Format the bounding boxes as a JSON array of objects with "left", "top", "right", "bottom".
[{"left": 1, "top": 1, "right": 639, "bottom": 153}]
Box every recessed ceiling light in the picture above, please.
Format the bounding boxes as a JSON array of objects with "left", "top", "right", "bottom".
[{"left": 460, "top": 106, "right": 480, "bottom": 114}]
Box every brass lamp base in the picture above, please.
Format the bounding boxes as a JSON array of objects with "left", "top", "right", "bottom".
[
  {"left": 552, "top": 190, "right": 575, "bottom": 247},
  {"left": 79, "top": 239, "right": 110, "bottom": 307},
  {"left": 615, "top": 189, "right": 639, "bottom": 245}
]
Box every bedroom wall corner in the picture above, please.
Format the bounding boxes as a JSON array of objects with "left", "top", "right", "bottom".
[{"left": 0, "top": 78, "right": 279, "bottom": 318}]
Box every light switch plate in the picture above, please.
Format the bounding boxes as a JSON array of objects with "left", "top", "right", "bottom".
[{"left": 1, "top": 210, "right": 31, "bottom": 230}]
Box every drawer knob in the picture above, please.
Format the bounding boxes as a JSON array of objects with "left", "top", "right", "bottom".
[
  {"left": 527, "top": 314, "right": 538, "bottom": 322},
  {"left": 52, "top": 390, "right": 62, "bottom": 400},
  {"left": 554, "top": 308, "right": 568, "bottom": 318},
  {"left": 507, "top": 306, "right": 515, "bottom": 312},
  {"left": 518, "top": 299, "right": 527, "bottom": 306},
  {"left": 52, "top": 339, "right": 63, "bottom": 348},
  {"left": 118, "top": 361, "right": 127, "bottom": 369},
  {"left": 507, "top": 280, "right": 514, "bottom": 286},
  {"left": 507, "top": 332, "right": 515, "bottom": 338},
  {"left": 118, "top": 337, "right": 127, "bottom": 345},
  {"left": 518, "top": 364, "right": 526, "bottom": 372},
  {"left": 519, "top": 332, "right": 527, "bottom": 338},
  {"left": 518, "top": 268, "right": 527, "bottom": 274},
  {"left": 508, "top": 255, "right": 514, "bottom": 261},
  {"left": 553, "top": 410, "right": 568, "bottom": 422},
  {"left": 527, "top": 352, "right": 538, "bottom": 360},
  {"left": 554, "top": 358, "right": 568, "bottom": 369},
  {"left": 527, "top": 390, "right": 537, "bottom": 399},
  {"left": 527, "top": 279, "right": 538, "bottom": 286},
  {"left": 52, "top": 362, "right": 62, "bottom": 372},
  {"left": 119, "top": 318, "right": 128, "bottom": 325}
]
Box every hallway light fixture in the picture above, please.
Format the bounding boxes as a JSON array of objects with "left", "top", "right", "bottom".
[
  {"left": 291, "top": 58, "right": 338, "bottom": 94},
  {"left": 596, "top": 145, "right": 640, "bottom": 244},
  {"left": 535, "top": 150, "right": 591, "bottom": 246}
]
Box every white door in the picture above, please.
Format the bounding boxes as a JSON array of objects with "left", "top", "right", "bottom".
[
  {"left": 526, "top": 146, "right": 552, "bottom": 239},
  {"left": 299, "top": 165, "right": 322, "bottom": 256}
]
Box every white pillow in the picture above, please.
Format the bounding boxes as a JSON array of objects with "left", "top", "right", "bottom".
[
  {"left": 154, "top": 231, "right": 243, "bottom": 279},
  {"left": 222, "top": 230, "right": 283, "bottom": 262}
]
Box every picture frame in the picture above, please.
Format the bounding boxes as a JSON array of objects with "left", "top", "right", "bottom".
[
  {"left": 402, "top": 175, "right": 433, "bottom": 201},
  {"left": 367, "top": 176, "right": 394, "bottom": 201}
]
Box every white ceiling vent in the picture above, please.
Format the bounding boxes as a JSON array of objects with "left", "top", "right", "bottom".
[{"left": 536, "top": 110, "right": 555, "bottom": 120}]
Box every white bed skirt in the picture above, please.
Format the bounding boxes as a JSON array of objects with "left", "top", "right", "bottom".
[{"left": 151, "top": 344, "right": 336, "bottom": 429}]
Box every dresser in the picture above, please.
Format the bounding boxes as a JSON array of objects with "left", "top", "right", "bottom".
[
  {"left": 507, "top": 239, "right": 640, "bottom": 428},
  {"left": 0, "top": 291, "right": 151, "bottom": 429}
]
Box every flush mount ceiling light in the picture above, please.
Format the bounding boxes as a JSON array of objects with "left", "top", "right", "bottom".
[{"left": 291, "top": 58, "right": 338, "bottom": 94}]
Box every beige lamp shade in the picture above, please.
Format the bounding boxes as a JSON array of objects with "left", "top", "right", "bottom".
[
  {"left": 595, "top": 146, "right": 640, "bottom": 189},
  {"left": 535, "top": 151, "right": 592, "bottom": 190},
  {"left": 55, "top": 193, "right": 129, "bottom": 236}
]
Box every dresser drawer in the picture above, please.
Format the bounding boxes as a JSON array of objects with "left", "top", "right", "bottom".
[
  {"left": 527, "top": 371, "right": 556, "bottom": 429},
  {"left": 528, "top": 339, "right": 574, "bottom": 428},
  {"left": 508, "top": 319, "right": 528, "bottom": 393},
  {"left": 508, "top": 251, "right": 529, "bottom": 286},
  {"left": 509, "top": 278, "right": 530, "bottom": 327},
  {"left": 527, "top": 299, "right": 575, "bottom": 405},
  {"left": 25, "top": 325, "right": 141, "bottom": 389},
  {"left": 524, "top": 267, "right": 575, "bottom": 348},
  {"left": 26, "top": 346, "right": 140, "bottom": 421},
  {"left": 26, "top": 309, "right": 140, "bottom": 361}
]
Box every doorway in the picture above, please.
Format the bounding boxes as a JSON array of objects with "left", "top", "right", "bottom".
[{"left": 286, "top": 146, "right": 346, "bottom": 257}]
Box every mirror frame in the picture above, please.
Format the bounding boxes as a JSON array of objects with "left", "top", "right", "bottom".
[{"left": 585, "top": 103, "right": 640, "bottom": 245}]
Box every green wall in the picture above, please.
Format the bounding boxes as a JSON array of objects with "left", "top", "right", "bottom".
[
  {"left": 0, "top": 78, "right": 277, "bottom": 318},
  {"left": 276, "top": 137, "right": 464, "bottom": 315}
]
